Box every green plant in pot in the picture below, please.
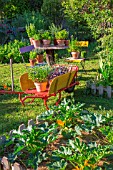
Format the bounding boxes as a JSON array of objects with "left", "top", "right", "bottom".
[
  {"left": 26, "top": 23, "right": 36, "bottom": 45},
  {"left": 29, "top": 50, "right": 37, "bottom": 66},
  {"left": 28, "top": 66, "right": 52, "bottom": 92},
  {"left": 55, "top": 29, "right": 69, "bottom": 46},
  {"left": 41, "top": 30, "right": 52, "bottom": 46},
  {"left": 68, "top": 38, "right": 81, "bottom": 59},
  {"left": 49, "top": 23, "right": 62, "bottom": 45},
  {"left": 32, "top": 33, "right": 41, "bottom": 47},
  {"left": 36, "top": 49, "right": 44, "bottom": 63}
]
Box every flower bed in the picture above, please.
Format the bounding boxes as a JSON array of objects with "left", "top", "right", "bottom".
[{"left": 0, "top": 98, "right": 113, "bottom": 170}]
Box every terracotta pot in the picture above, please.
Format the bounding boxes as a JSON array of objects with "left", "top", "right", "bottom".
[
  {"left": 42, "top": 39, "right": 51, "bottom": 46},
  {"left": 34, "top": 81, "right": 48, "bottom": 92},
  {"left": 29, "top": 38, "right": 34, "bottom": 45},
  {"left": 29, "top": 59, "right": 36, "bottom": 67},
  {"left": 56, "top": 39, "right": 65, "bottom": 46},
  {"left": 36, "top": 54, "right": 43, "bottom": 63},
  {"left": 32, "top": 39, "right": 41, "bottom": 48},
  {"left": 65, "top": 40, "right": 69, "bottom": 46},
  {"left": 71, "top": 52, "right": 80, "bottom": 59}
]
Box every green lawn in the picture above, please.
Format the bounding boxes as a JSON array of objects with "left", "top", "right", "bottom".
[{"left": 0, "top": 59, "right": 113, "bottom": 136}]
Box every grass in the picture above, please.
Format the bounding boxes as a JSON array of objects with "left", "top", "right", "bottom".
[{"left": 0, "top": 58, "right": 113, "bottom": 136}]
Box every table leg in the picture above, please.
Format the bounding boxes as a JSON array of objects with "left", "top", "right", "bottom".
[
  {"left": 81, "top": 59, "right": 87, "bottom": 73},
  {"left": 46, "top": 50, "right": 55, "bottom": 66}
]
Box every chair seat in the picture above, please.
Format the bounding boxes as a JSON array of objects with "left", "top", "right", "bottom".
[{"left": 65, "top": 57, "right": 85, "bottom": 63}]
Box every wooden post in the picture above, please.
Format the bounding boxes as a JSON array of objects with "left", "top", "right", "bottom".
[
  {"left": 106, "top": 86, "right": 112, "bottom": 98},
  {"left": 98, "top": 85, "right": 104, "bottom": 96},
  {"left": 10, "top": 58, "right": 14, "bottom": 91},
  {"left": 91, "top": 83, "right": 96, "bottom": 94}
]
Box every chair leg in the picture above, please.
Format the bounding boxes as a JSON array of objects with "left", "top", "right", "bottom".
[{"left": 56, "top": 92, "right": 61, "bottom": 106}]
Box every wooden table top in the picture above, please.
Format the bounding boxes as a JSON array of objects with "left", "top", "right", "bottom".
[{"left": 35, "top": 45, "right": 69, "bottom": 50}]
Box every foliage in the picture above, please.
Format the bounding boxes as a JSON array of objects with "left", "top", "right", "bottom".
[
  {"left": 12, "top": 10, "right": 47, "bottom": 31},
  {"left": 28, "top": 66, "right": 52, "bottom": 82},
  {"left": 33, "top": 33, "right": 41, "bottom": 40},
  {"left": 55, "top": 29, "right": 69, "bottom": 40},
  {"left": 0, "top": 39, "right": 29, "bottom": 63},
  {"left": 1, "top": 0, "right": 43, "bottom": 19},
  {"left": 29, "top": 50, "right": 37, "bottom": 60},
  {"left": 4, "top": 123, "right": 57, "bottom": 169},
  {"left": 68, "top": 37, "right": 81, "bottom": 52},
  {"left": 49, "top": 23, "right": 62, "bottom": 38},
  {"left": 41, "top": 30, "right": 52, "bottom": 40},
  {"left": 62, "top": 0, "right": 93, "bottom": 40},
  {"left": 26, "top": 23, "right": 36, "bottom": 38},
  {"left": 1, "top": 98, "right": 113, "bottom": 169},
  {"left": 41, "top": 0, "right": 64, "bottom": 26},
  {"left": 96, "top": 55, "right": 113, "bottom": 87}
]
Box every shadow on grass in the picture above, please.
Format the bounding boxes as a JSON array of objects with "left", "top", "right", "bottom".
[
  {"left": 59, "top": 87, "right": 113, "bottom": 115},
  {"left": 73, "top": 87, "right": 113, "bottom": 112}
]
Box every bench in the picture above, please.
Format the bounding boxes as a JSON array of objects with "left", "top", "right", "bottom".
[{"left": 19, "top": 67, "right": 79, "bottom": 110}]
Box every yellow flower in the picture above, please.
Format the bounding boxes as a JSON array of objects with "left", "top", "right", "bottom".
[
  {"left": 72, "top": 166, "right": 83, "bottom": 170},
  {"left": 84, "top": 160, "right": 89, "bottom": 166},
  {"left": 7, "top": 87, "right": 11, "bottom": 91},
  {"left": 57, "top": 119, "right": 65, "bottom": 127}
]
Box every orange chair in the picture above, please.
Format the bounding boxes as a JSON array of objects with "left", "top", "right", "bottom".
[{"left": 19, "top": 68, "right": 79, "bottom": 110}]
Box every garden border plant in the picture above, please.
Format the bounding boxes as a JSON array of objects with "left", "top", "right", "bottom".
[{"left": 0, "top": 98, "right": 113, "bottom": 170}]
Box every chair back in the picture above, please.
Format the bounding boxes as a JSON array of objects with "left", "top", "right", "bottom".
[
  {"left": 20, "top": 73, "right": 35, "bottom": 91},
  {"left": 49, "top": 70, "right": 76, "bottom": 95},
  {"left": 77, "top": 41, "right": 89, "bottom": 47},
  {"left": 19, "top": 45, "right": 35, "bottom": 54}
]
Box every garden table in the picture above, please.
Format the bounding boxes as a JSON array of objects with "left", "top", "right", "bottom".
[{"left": 35, "top": 45, "right": 69, "bottom": 66}]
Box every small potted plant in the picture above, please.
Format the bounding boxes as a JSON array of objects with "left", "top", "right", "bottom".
[
  {"left": 32, "top": 33, "right": 41, "bottom": 48},
  {"left": 26, "top": 23, "right": 36, "bottom": 45},
  {"left": 41, "top": 30, "right": 52, "bottom": 46},
  {"left": 28, "top": 66, "right": 51, "bottom": 92},
  {"left": 55, "top": 29, "right": 69, "bottom": 46},
  {"left": 68, "top": 38, "right": 81, "bottom": 59},
  {"left": 36, "top": 49, "right": 44, "bottom": 63},
  {"left": 29, "top": 50, "right": 37, "bottom": 66}
]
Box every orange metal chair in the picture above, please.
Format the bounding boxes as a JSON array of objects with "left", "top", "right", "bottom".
[{"left": 19, "top": 68, "right": 79, "bottom": 110}]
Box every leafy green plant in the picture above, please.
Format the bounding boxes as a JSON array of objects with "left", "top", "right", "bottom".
[
  {"left": 97, "top": 56, "right": 113, "bottom": 87},
  {"left": 42, "top": 30, "right": 52, "bottom": 40},
  {"left": 33, "top": 33, "right": 41, "bottom": 40},
  {"left": 49, "top": 23, "right": 62, "bottom": 38},
  {"left": 29, "top": 50, "right": 37, "bottom": 60},
  {"left": 28, "top": 66, "right": 52, "bottom": 82},
  {"left": 4, "top": 122, "right": 57, "bottom": 169},
  {"left": 26, "top": 23, "right": 36, "bottom": 38},
  {"left": 50, "top": 138, "right": 110, "bottom": 169},
  {"left": 55, "top": 29, "right": 69, "bottom": 40},
  {"left": 68, "top": 37, "right": 81, "bottom": 52}
]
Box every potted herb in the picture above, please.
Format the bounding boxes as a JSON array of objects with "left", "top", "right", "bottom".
[
  {"left": 55, "top": 29, "right": 69, "bottom": 46},
  {"left": 28, "top": 66, "right": 51, "bottom": 92},
  {"left": 36, "top": 49, "right": 44, "bottom": 63},
  {"left": 41, "top": 30, "right": 52, "bottom": 46},
  {"left": 68, "top": 38, "right": 81, "bottom": 59},
  {"left": 29, "top": 50, "right": 37, "bottom": 66},
  {"left": 26, "top": 23, "right": 36, "bottom": 45},
  {"left": 32, "top": 33, "right": 41, "bottom": 47}
]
